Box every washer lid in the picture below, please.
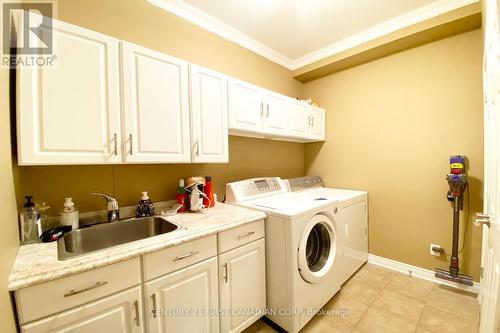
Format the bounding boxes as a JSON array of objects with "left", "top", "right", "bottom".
[
  {"left": 298, "top": 214, "right": 337, "bottom": 283},
  {"left": 246, "top": 192, "right": 338, "bottom": 218}
]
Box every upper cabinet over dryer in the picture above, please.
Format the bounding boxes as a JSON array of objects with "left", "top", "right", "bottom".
[
  {"left": 228, "top": 78, "right": 325, "bottom": 142},
  {"left": 16, "top": 17, "right": 122, "bottom": 165}
]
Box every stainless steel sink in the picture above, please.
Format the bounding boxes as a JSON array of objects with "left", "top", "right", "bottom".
[{"left": 58, "top": 216, "right": 180, "bottom": 260}]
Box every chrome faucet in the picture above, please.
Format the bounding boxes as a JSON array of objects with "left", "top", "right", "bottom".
[{"left": 91, "top": 193, "right": 119, "bottom": 222}]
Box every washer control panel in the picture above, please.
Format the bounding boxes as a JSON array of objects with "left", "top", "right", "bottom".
[{"left": 225, "top": 177, "right": 286, "bottom": 202}]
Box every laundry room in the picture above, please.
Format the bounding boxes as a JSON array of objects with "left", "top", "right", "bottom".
[{"left": 0, "top": 0, "right": 496, "bottom": 332}]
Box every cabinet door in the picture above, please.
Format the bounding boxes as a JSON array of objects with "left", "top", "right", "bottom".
[
  {"left": 21, "top": 287, "right": 144, "bottom": 333},
  {"left": 122, "top": 42, "right": 190, "bottom": 163},
  {"left": 228, "top": 79, "right": 264, "bottom": 133},
  {"left": 288, "top": 99, "right": 309, "bottom": 138},
  {"left": 219, "top": 238, "right": 266, "bottom": 333},
  {"left": 146, "top": 257, "right": 219, "bottom": 333},
  {"left": 308, "top": 106, "right": 326, "bottom": 141},
  {"left": 17, "top": 16, "right": 121, "bottom": 165},
  {"left": 263, "top": 92, "right": 288, "bottom": 136},
  {"left": 190, "top": 64, "right": 229, "bottom": 163}
]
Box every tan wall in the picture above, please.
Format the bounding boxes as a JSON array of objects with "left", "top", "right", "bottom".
[
  {"left": 12, "top": 0, "right": 304, "bottom": 214},
  {"left": 303, "top": 29, "right": 483, "bottom": 280}
]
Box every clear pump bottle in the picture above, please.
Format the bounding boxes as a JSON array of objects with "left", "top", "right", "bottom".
[{"left": 21, "top": 196, "right": 42, "bottom": 244}]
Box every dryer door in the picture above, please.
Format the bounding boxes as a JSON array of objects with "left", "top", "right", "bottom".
[{"left": 297, "top": 214, "right": 337, "bottom": 283}]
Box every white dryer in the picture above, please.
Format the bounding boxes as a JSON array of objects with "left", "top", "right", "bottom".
[
  {"left": 286, "top": 176, "right": 368, "bottom": 285},
  {"left": 226, "top": 178, "right": 343, "bottom": 333}
]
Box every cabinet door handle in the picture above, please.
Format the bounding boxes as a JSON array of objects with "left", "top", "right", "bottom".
[
  {"left": 133, "top": 300, "right": 140, "bottom": 326},
  {"left": 113, "top": 134, "right": 118, "bottom": 156},
  {"left": 223, "top": 263, "right": 228, "bottom": 283},
  {"left": 151, "top": 294, "right": 157, "bottom": 318},
  {"left": 195, "top": 139, "right": 200, "bottom": 157},
  {"left": 238, "top": 231, "right": 255, "bottom": 239},
  {"left": 311, "top": 117, "right": 314, "bottom": 126},
  {"left": 63, "top": 281, "right": 108, "bottom": 297},
  {"left": 173, "top": 251, "right": 199, "bottom": 262},
  {"left": 129, "top": 134, "right": 133, "bottom": 155},
  {"left": 266, "top": 104, "right": 270, "bottom": 117},
  {"left": 260, "top": 102, "right": 264, "bottom": 117}
]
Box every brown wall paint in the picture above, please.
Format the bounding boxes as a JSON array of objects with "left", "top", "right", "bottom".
[
  {"left": 12, "top": 0, "right": 305, "bottom": 215},
  {"left": 303, "top": 29, "right": 484, "bottom": 280}
]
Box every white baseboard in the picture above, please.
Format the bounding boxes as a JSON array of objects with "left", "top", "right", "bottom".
[{"left": 368, "top": 254, "right": 480, "bottom": 294}]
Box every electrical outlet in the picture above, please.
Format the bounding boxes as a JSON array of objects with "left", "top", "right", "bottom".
[{"left": 430, "top": 243, "right": 442, "bottom": 256}]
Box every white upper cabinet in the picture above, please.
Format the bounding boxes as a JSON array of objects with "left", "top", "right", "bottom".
[
  {"left": 190, "top": 65, "right": 229, "bottom": 163},
  {"left": 228, "top": 79, "right": 264, "bottom": 134},
  {"left": 308, "top": 106, "right": 326, "bottom": 141},
  {"left": 17, "top": 17, "right": 122, "bottom": 165},
  {"left": 288, "top": 99, "right": 310, "bottom": 138},
  {"left": 121, "top": 42, "right": 190, "bottom": 163},
  {"left": 262, "top": 91, "right": 289, "bottom": 136}
]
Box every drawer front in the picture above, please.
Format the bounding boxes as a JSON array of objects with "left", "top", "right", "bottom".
[
  {"left": 218, "top": 219, "right": 265, "bottom": 253},
  {"left": 16, "top": 257, "right": 141, "bottom": 324},
  {"left": 143, "top": 235, "right": 217, "bottom": 281}
]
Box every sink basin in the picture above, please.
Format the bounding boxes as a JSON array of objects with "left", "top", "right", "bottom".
[{"left": 58, "top": 216, "right": 179, "bottom": 260}]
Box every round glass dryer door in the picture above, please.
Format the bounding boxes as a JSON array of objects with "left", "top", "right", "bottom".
[{"left": 297, "top": 214, "right": 337, "bottom": 283}]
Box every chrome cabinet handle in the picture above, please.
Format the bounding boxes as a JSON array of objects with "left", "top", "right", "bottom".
[
  {"left": 237, "top": 231, "right": 255, "bottom": 239},
  {"left": 223, "top": 263, "right": 228, "bottom": 283},
  {"left": 129, "top": 134, "right": 133, "bottom": 155},
  {"left": 260, "top": 102, "right": 264, "bottom": 117},
  {"left": 195, "top": 139, "right": 200, "bottom": 157},
  {"left": 113, "top": 134, "right": 118, "bottom": 156},
  {"left": 307, "top": 116, "right": 311, "bottom": 126},
  {"left": 474, "top": 212, "right": 491, "bottom": 228},
  {"left": 266, "top": 104, "right": 270, "bottom": 117},
  {"left": 133, "top": 300, "right": 140, "bottom": 326},
  {"left": 311, "top": 116, "right": 314, "bottom": 126},
  {"left": 151, "top": 294, "right": 157, "bottom": 318},
  {"left": 173, "top": 251, "right": 199, "bottom": 262},
  {"left": 63, "top": 281, "right": 108, "bottom": 297}
]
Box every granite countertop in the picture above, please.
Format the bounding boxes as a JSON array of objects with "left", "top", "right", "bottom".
[{"left": 8, "top": 202, "right": 266, "bottom": 291}]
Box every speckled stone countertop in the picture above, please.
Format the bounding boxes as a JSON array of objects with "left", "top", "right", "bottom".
[{"left": 8, "top": 202, "right": 266, "bottom": 291}]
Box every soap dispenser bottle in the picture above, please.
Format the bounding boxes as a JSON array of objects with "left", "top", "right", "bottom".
[
  {"left": 60, "top": 198, "right": 79, "bottom": 230},
  {"left": 137, "top": 192, "right": 155, "bottom": 217},
  {"left": 21, "top": 196, "right": 42, "bottom": 244}
]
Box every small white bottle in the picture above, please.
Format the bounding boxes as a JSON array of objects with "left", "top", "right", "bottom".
[{"left": 60, "top": 198, "right": 79, "bottom": 231}]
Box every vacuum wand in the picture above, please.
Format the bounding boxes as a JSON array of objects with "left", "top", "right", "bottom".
[{"left": 435, "top": 155, "right": 473, "bottom": 286}]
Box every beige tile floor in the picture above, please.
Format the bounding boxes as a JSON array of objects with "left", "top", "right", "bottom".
[{"left": 244, "top": 263, "right": 479, "bottom": 333}]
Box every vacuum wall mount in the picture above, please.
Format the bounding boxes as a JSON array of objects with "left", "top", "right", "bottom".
[{"left": 434, "top": 155, "right": 473, "bottom": 286}]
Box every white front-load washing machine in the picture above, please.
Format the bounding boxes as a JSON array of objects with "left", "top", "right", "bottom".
[
  {"left": 226, "top": 177, "right": 343, "bottom": 333},
  {"left": 285, "top": 176, "right": 369, "bottom": 285}
]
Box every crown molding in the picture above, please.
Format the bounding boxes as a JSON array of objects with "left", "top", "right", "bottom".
[
  {"left": 147, "top": 0, "right": 479, "bottom": 71},
  {"left": 146, "top": 0, "right": 294, "bottom": 68},
  {"left": 290, "top": 0, "right": 480, "bottom": 70}
]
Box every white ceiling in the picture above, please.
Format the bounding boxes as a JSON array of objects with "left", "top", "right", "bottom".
[{"left": 148, "top": 0, "right": 478, "bottom": 69}]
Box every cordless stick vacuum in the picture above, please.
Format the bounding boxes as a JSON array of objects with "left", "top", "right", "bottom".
[{"left": 435, "top": 155, "right": 473, "bottom": 286}]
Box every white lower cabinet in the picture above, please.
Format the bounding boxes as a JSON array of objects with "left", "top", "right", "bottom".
[
  {"left": 218, "top": 238, "right": 266, "bottom": 333},
  {"left": 145, "top": 257, "right": 219, "bottom": 333},
  {"left": 14, "top": 230, "right": 266, "bottom": 333},
  {"left": 22, "top": 286, "right": 144, "bottom": 333}
]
